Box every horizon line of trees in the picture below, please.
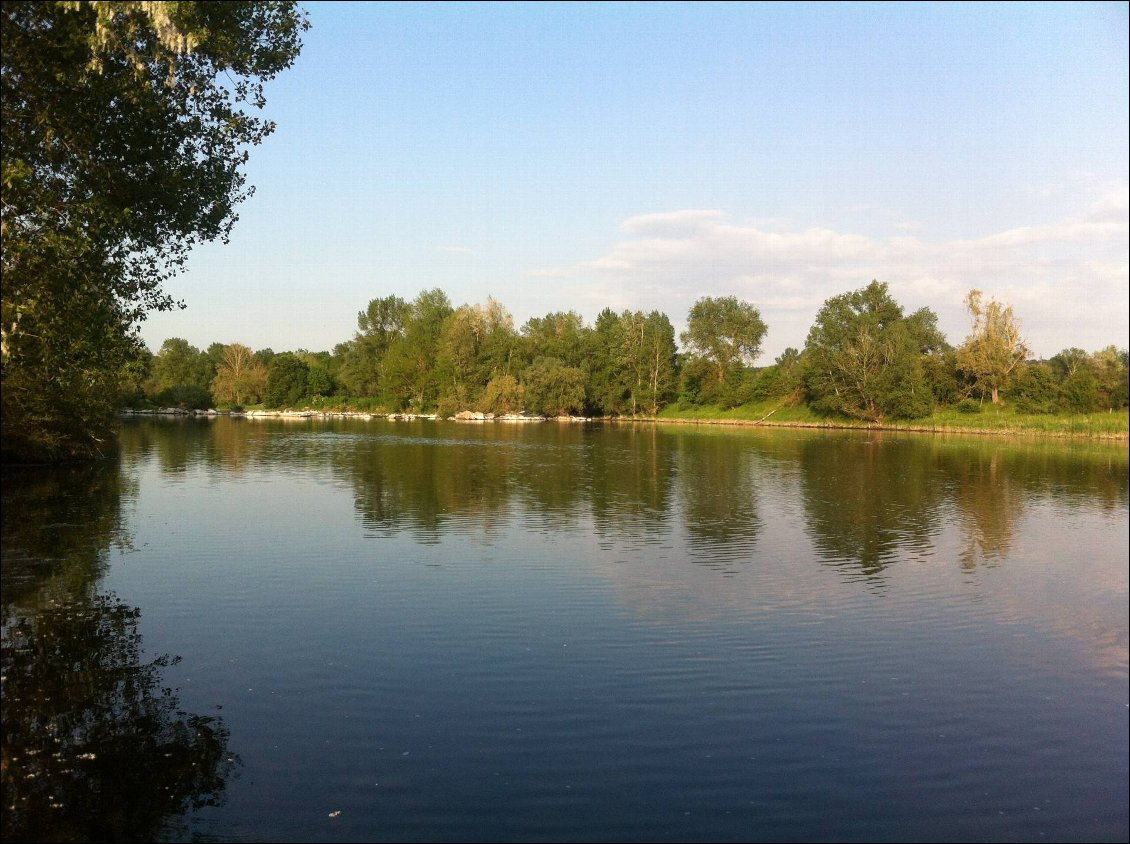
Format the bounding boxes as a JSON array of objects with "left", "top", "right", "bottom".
[{"left": 131, "top": 281, "right": 1130, "bottom": 422}]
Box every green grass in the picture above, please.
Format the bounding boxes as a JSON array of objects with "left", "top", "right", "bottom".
[
  {"left": 153, "top": 394, "right": 1128, "bottom": 439},
  {"left": 657, "top": 398, "right": 821, "bottom": 424},
  {"left": 906, "top": 405, "right": 1129, "bottom": 437},
  {"left": 656, "top": 399, "right": 1129, "bottom": 439}
]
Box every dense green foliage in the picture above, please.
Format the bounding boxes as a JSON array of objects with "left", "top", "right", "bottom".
[
  {"left": 2, "top": 1, "right": 307, "bottom": 460},
  {"left": 1010, "top": 346, "right": 1129, "bottom": 415},
  {"left": 680, "top": 296, "right": 768, "bottom": 390},
  {"left": 147, "top": 338, "right": 215, "bottom": 407},
  {"left": 324, "top": 293, "right": 681, "bottom": 417},
  {"left": 587, "top": 309, "right": 678, "bottom": 415},
  {"left": 128, "top": 282, "right": 1127, "bottom": 428},
  {"left": 264, "top": 352, "right": 310, "bottom": 408},
  {"left": 803, "top": 281, "right": 948, "bottom": 422},
  {"left": 522, "top": 358, "right": 587, "bottom": 417}
]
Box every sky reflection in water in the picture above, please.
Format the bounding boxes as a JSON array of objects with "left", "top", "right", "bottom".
[{"left": 3, "top": 419, "right": 1126, "bottom": 842}]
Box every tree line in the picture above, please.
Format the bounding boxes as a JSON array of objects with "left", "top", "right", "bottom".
[
  {"left": 4, "top": 5, "right": 1124, "bottom": 462},
  {"left": 132, "top": 281, "right": 1129, "bottom": 421}
]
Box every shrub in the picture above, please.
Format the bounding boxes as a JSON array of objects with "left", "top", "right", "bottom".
[
  {"left": 1012, "top": 363, "right": 1060, "bottom": 414},
  {"left": 1061, "top": 371, "right": 1100, "bottom": 413},
  {"left": 480, "top": 375, "right": 524, "bottom": 415}
]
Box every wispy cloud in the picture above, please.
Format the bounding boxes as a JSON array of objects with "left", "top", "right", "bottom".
[
  {"left": 438, "top": 245, "right": 476, "bottom": 255},
  {"left": 619, "top": 209, "right": 728, "bottom": 236},
  {"left": 534, "top": 185, "right": 1129, "bottom": 358}
]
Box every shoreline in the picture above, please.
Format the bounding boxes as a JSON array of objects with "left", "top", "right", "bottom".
[
  {"left": 120, "top": 407, "right": 1129, "bottom": 442},
  {"left": 636, "top": 415, "right": 1130, "bottom": 441}
]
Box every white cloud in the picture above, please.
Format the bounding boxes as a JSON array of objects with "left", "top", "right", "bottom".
[
  {"left": 619, "top": 209, "right": 728, "bottom": 237},
  {"left": 535, "top": 185, "right": 1130, "bottom": 359},
  {"left": 1083, "top": 183, "right": 1130, "bottom": 223}
]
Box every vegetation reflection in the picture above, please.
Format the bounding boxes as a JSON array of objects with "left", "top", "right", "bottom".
[
  {"left": 119, "top": 419, "right": 1128, "bottom": 579},
  {"left": 1, "top": 465, "right": 237, "bottom": 842},
  {"left": 800, "top": 435, "right": 945, "bottom": 577},
  {"left": 672, "top": 430, "right": 763, "bottom": 570},
  {"left": 590, "top": 425, "right": 675, "bottom": 540},
  {"left": 798, "top": 433, "right": 1128, "bottom": 577}
]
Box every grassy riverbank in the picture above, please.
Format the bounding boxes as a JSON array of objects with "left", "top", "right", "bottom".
[
  {"left": 655, "top": 400, "right": 1130, "bottom": 439},
  {"left": 137, "top": 398, "right": 1129, "bottom": 440}
]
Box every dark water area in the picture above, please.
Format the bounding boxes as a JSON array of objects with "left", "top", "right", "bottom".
[{"left": 3, "top": 419, "right": 1127, "bottom": 842}]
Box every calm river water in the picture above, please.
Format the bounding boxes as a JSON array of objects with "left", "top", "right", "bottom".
[{"left": 2, "top": 418, "right": 1127, "bottom": 842}]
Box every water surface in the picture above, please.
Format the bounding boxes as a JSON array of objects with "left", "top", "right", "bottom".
[{"left": 3, "top": 419, "right": 1127, "bottom": 842}]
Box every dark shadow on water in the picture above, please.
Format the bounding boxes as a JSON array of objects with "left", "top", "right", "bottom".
[
  {"left": 2, "top": 464, "right": 238, "bottom": 843},
  {"left": 799, "top": 434, "right": 946, "bottom": 579}
]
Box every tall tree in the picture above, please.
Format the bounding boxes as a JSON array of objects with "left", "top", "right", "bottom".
[
  {"left": 956, "top": 289, "right": 1030, "bottom": 404},
  {"left": 803, "top": 280, "right": 943, "bottom": 421},
  {"left": 211, "top": 343, "right": 267, "bottom": 406},
  {"left": 382, "top": 289, "right": 453, "bottom": 410},
  {"left": 1049, "top": 347, "right": 1099, "bottom": 412},
  {"left": 768, "top": 347, "right": 805, "bottom": 398},
  {"left": 521, "top": 311, "right": 589, "bottom": 369},
  {"left": 1092, "top": 346, "right": 1129, "bottom": 411},
  {"left": 584, "top": 309, "right": 632, "bottom": 415},
  {"left": 1050, "top": 347, "right": 1091, "bottom": 380},
  {"left": 146, "top": 338, "right": 214, "bottom": 396},
  {"left": 522, "top": 358, "right": 586, "bottom": 417},
  {"left": 680, "top": 296, "right": 767, "bottom": 387},
  {"left": 620, "top": 310, "right": 649, "bottom": 415},
  {"left": 264, "top": 352, "right": 309, "bottom": 408},
  {"left": 434, "top": 305, "right": 483, "bottom": 410},
  {"left": 435, "top": 298, "right": 516, "bottom": 402},
  {"left": 337, "top": 295, "right": 409, "bottom": 398},
  {"left": 641, "top": 310, "right": 679, "bottom": 414},
  {"left": 580, "top": 308, "right": 676, "bottom": 416},
  {"left": 478, "top": 297, "right": 520, "bottom": 380},
  {"left": 2, "top": 1, "right": 307, "bottom": 460},
  {"left": 205, "top": 342, "right": 229, "bottom": 372}
]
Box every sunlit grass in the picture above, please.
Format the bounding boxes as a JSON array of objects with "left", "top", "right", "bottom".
[
  {"left": 656, "top": 399, "right": 820, "bottom": 424},
  {"left": 191, "top": 396, "right": 1128, "bottom": 440},
  {"left": 657, "top": 400, "right": 1129, "bottom": 439}
]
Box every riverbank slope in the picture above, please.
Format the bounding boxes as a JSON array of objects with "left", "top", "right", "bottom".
[{"left": 653, "top": 400, "right": 1130, "bottom": 440}]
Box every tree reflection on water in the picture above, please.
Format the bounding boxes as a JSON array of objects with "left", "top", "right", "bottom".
[{"left": 1, "top": 465, "right": 237, "bottom": 843}]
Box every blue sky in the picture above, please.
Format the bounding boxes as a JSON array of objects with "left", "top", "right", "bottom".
[{"left": 141, "top": 1, "right": 1129, "bottom": 360}]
